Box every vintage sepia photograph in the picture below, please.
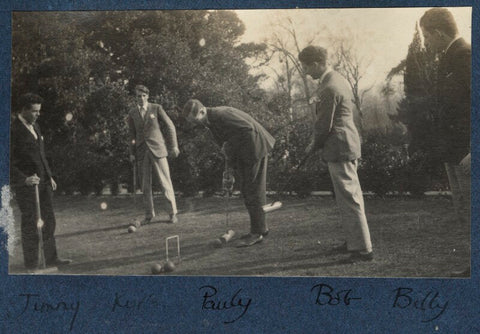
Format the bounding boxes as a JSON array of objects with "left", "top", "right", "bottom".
[{"left": 8, "top": 7, "right": 471, "bottom": 278}]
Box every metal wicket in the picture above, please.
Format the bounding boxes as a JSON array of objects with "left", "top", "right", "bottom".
[{"left": 165, "top": 235, "right": 180, "bottom": 263}]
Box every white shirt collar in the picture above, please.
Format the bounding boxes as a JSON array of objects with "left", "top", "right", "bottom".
[
  {"left": 18, "top": 114, "right": 38, "bottom": 139},
  {"left": 319, "top": 67, "right": 333, "bottom": 84},
  {"left": 445, "top": 36, "right": 461, "bottom": 54},
  {"left": 138, "top": 102, "right": 149, "bottom": 111}
]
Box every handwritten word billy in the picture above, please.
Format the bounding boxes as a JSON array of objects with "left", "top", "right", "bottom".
[{"left": 392, "top": 287, "right": 449, "bottom": 322}]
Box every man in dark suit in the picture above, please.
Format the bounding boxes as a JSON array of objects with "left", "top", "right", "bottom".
[
  {"left": 420, "top": 8, "right": 471, "bottom": 276},
  {"left": 10, "top": 93, "right": 71, "bottom": 270},
  {"left": 183, "top": 99, "right": 275, "bottom": 246},
  {"left": 299, "top": 46, "right": 373, "bottom": 262},
  {"left": 128, "top": 85, "right": 180, "bottom": 225}
]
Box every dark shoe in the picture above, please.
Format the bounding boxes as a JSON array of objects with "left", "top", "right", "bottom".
[
  {"left": 329, "top": 242, "right": 349, "bottom": 254},
  {"left": 237, "top": 234, "right": 263, "bottom": 247},
  {"left": 25, "top": 263, "right": 37, "bottom": 271},
  {"left": 48, "top": 258, "right": 72, "bottom": 267},
  {"left": 345, "top": 251, "right": 374, "bottom": 263},
  {"left": 169, "top": 214, "right": 178, "bottom": 224},
  {"left": 136, "top": 218, "right": 151, "bottom": 227},
  {"left": 240, "top": 230, "right": 269, "bottom": 239}
]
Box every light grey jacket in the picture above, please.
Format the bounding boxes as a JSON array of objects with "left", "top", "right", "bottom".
[{"left": 312, "top": 70, "right": 361, "bottom": 162}]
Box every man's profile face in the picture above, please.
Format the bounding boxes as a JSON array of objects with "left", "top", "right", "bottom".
[
  {"left": 21, "top": 103, "right": 41, "bottom": 125},
  {"left": 421, "top": 26, "right": 442, "bottom": 53},
  {"left": 185, "top": 107, "right": 207, "bottom": 126},
  {"left": 135, "top": 91, "right": 149, "bottom": 107},
  {"left": 301, "top": 61, "right": 324, "bottom": 80}
]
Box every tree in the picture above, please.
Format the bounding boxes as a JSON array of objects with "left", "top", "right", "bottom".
[
  {"left": 329, "top": 30, "right": 374, "bottom": 133},
  {"left": 12, "top": 10, "right": 269, "bottom": 195},
  {"left": 383, "top": 23, "right": 447, "bottom": 193}
]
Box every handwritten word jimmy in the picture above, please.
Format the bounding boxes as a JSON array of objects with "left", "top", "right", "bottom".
[
  {"left": 17, "top": 293, "right": 80, "bottom": 331},
  {"left": 199, "top": 285, "right": 252, "bottom": 324},
  {"left": 311, "top": 283, "right": 362, "bottom": 306},
  {"left": 392, "top": 287, "right": 449, "bottom": 322}
]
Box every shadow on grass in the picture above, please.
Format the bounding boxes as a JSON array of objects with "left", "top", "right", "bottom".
[{"left": 56, "top": 224, "right": 133, "bottom": 239}]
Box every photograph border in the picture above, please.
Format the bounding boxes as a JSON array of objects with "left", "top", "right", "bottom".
[{"left": 0, "top": 0, "right": 478, "bottom": 332}]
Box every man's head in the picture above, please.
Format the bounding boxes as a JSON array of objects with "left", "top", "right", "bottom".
[
  {"left": 298, "top": 46, "right": 328, "bottom": 80},
  {"left": 135, "top": 85, "right": 149, "bottom": 108},
  {"left": 420, "top": 8, "right": 459, "bottom": 53},
  {"left": 19, "top": 93, "right": 43, "bottom": 125},
  {"left": 182, "top": 99, "right": 208, "bottom": 126}
]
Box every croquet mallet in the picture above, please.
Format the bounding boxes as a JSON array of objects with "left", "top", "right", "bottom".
[
  {"left": 262, "top": 153, "right": 312, "bottom": 213},
  {"left": 34, "top": 182, "right": 57, "bottom": 273},
  {"left": 219, "top": 161, "right": 236, "bottom": 244}
]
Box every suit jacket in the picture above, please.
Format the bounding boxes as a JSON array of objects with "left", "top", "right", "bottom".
[
  {"left": 10, "top": 117, "right": 53, "bottom": 188},
  {"left": 128, "top": 103, "right": 178, "bottom": 159},
  {"left": 437, "top": 37, "right": 471, "bottom": 164},
  {"left": 312, "top": 70, "right": 361, "bottom": 162},
  {"left": 206, "top": 107, "right": 275, "bottom": 166}
]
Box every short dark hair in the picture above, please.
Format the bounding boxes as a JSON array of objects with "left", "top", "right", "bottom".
[
  {"left": 420, "top": 8, "right": 459, "bottom": 38},
  {"left": 183, "top": 99, "right": 204, "bottom": 117},
  {"left": 298, "top": 46, "right": 328, "bottom": 66},
  {"left": 135, "top": 84, "right": 149, "bottom": 95},
  {"left": 19, "top": 93, "right": 43, "bottom": 111}
]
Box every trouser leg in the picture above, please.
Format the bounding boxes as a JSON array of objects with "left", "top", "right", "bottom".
[
  {"left": 328, "top": 160, "right": 372, "bottom": 252},
  {"left": 150, "top": 154, "right": 177, "bottom": 215},
  {"left": 239, "top": 157, "right": 268, "bottom": 235},
  {"left": 140, "top": 153, "right": 155, "bottom": 219}
]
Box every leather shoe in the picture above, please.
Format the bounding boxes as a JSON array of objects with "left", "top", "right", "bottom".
[
  {"left": 329, "top": 242, "right": 349, "bottom": 254},
  {"left": 134, "top": 218, "right": 151, "bottom": 228},
  {"left": 237, "top": 234, "right": 263, "bottom": 247},
  {"left": 48, "top": 258, "right": 72, "bottom": 267},
  {"left": 240, "top": 230, "right": 269, "bottom": 239},
  {"left": 169, "top": 214, "right": 178, "bottom": 224},
  {"left": 345, "top": 251, "right": 374, "bottom": 263}
]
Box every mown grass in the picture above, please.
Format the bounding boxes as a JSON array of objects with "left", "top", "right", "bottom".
[{"left": 8, "top": 194, "right": 470, "bottom": 278}]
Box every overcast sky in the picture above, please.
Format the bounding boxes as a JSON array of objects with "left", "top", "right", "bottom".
[{"left": 235, "top": 7, "right": 472, "bottom": 88}]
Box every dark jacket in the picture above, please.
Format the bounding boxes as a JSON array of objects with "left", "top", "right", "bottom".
[
  {"left": 10, "top": 117, "right": 52, "bottom": 188},
  {"left": 206, "top": 107, "right": 275, "bottom": 166},
  {"left": 437, "top": 37, "right": 471, "bottom": 163}
]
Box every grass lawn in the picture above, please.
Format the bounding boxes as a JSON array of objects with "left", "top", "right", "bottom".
[{"left": 8, "top": 193, "right": 470, "bottom": 277}]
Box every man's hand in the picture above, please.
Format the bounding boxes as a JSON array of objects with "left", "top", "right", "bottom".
[
  {"left": 25, "top": 175, "right": 40, "bottom": 186},
  {"left": 129, "top": 154, "right": 136, "bottom": 163},
  {"left": 50, "top": 178, "right": 57, "bottom": 191},
  {"left": 460, "top": 153, "right": 471, "bottom": 175},
  {"left": 170, "top": 147, "right": 180, "bottom": 158}
]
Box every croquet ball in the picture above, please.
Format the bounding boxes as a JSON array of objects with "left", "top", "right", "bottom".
[
  {"left": 151, "top": 263, "right": 163, "bottom": 275},
  {"left": 128, "top": 225, "right": 137, "bottom": 233},
  {"left": 164, "top": 260, "right": 175, "bottom": 272},
  {"left": 211, "top": 238, "right": 223, "bottom": 248}
]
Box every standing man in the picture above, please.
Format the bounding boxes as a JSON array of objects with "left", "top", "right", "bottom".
[
  {"left": 10, "top": 93, "right": 71, "bottom": 270},
  {"left": 299, "top": 46, "right": 373, "bottom": 262},
  {"left": 183, "top": 99, "right": 275, "bottom": 247},
  {"left": 128, "top": 85, "right": 179, "bottom": 225},
  {"left": 420, "top": 8, "right": 471, "bottom": 276}
]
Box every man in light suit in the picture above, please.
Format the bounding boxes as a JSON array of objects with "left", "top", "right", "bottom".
[
  {"left": 299, "top": 46, "right": 373, "bottom": 262},
  {"left": 128, "top": 85, "right": 179, "bottom": 225},
  {"left": 420, "top": 8, "right": 471, "bottom": 276},
  {"left": 183, "top": 99, "right": 275, "bottom": 247},
  {"left": 10, "top": 93, "right": 71, "bottom": 270}
]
